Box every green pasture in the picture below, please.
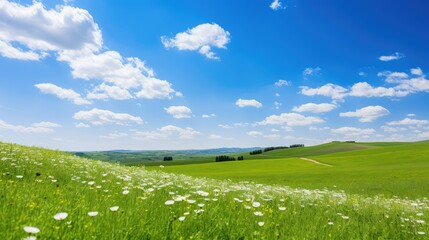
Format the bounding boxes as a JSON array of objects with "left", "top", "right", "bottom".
[{"left": 156, "top": 141, "right": 429, "bottom": 198}]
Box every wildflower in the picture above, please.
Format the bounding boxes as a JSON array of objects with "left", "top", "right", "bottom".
[
  {"left": 23, "top": 226, "right": 40, "bottom": 234},
  {"left": 159, "top": 165, "right": 165, "bottom": 168},
  {"left": 416, "top": 220, "right": 425, "bottom": 224},
  {"left": 88, "top": 181, "right": 95, "bottom": 185},
  {"left": 122, "top": 190, "right": 129, "bottom": 195},
  {"left": 88, "top": 211, "right": 98, "bottom": 217},
  {"left": 16, "top": 175, "right": 23, "bottom": 179},
  {"left": 417, "top": 231, "right": 425, "bottom": 235},
  {"left": 165, "top": 200, "right": 175, "bottom": 205},
  {"left": 187, "top": 199, "right": 196, "bottom": 204},
  {"left": 342, "top": 216, "right": 349, "bottom": 220},
  {"left": 417, "top": 213, "right": 424, "bottom": 216},
  {"left": 258, "top": 222, "right": 265, "bottom": 226},
  {"left": 198, "top": 203, "right": 205, "bottom": 208},
  {"left": 328, "top": 221, "right": 334, "bottom": 225},
  {"left": 254, "top": 211, "right": 263, "bottom": 216},
  {"left": 278, "top": 207, "right": 286, "bottom": 211},
  {"left": 23, "top": 237, "right": 36, "bottom": 240},
  {"left": 110, "top": 206, "right": 119, "bottom": 212},
  {"left": 178, "top": 216, "right": 186, "bottom": 221},
  {"left": 183, "top": 212, "right": 190, "bottom": 216},
  {"left": 252, "top": 202, "right": 261, "bottom": 208},
  {"left": 54, "top": 212, "right": 68, "bottom": 220}
]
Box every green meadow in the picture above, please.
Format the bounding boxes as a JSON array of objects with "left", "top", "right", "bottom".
[
  {"left": 1, "top": 141, "right": 429, "bottom": 239},
  {"left": 158, "top": 141, "right": 429, "bottom": 198}
]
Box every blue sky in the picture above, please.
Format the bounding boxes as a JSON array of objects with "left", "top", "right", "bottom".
[{"left": 1, "top": 0, "right": 429, "bottom": 151}]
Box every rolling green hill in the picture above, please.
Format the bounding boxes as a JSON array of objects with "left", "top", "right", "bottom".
[
  {"left": 1, "top": 141, "right": 429, "bottom": 239},
  {"left": 156, "top": 141, "right": 429, "bottom": 198}
]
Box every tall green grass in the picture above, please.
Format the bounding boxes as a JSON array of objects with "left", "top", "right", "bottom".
[{"left": 1, "top": 142, "right": 428, "bottom": 239}]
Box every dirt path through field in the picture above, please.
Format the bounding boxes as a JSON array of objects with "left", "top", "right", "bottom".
[{"left": 300, "top": 157, "right": 333, "bottom": 167}]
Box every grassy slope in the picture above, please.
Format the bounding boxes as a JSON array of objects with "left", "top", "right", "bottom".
[
  {"left": 159, "top": 141, "right": 429, "bottom": 198},
  {"left": 0, "top": 143, "right": 429, "bottom": 240},
  {"left": 2, "top": 142, "right": 429, "bottom": 239}
]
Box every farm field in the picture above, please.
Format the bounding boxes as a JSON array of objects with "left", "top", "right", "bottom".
[
  {"left": 154, "top": 141, "right": 429, "bottom": 198},
  {"left": 1, "top": 141, "right": 429, "bottom": 239}
]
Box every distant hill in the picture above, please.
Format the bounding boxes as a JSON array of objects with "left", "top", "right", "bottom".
[{"left": 73, "top": 147, "right": 261, "bottom": 164}]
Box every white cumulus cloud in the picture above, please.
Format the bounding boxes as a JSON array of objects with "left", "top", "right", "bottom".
[
  {"left": 35, "top": 83, "right": 91, "bottom": 105},
  {"left": 300, "top": 83, "right": 348, "bottom": 100},
  {"left": 339, "top": 106, "right": 390, "bottom": 122},
  {"left": 259, "top": 113, "right": 324, "bottom": 126},
  {"left": 73, "top": 108, "right": 143, "bottom": 125},
  {"left": 349, "top": 82, "right": 408, "bottom": 98},
  {"left": 164, "top": 106, "right": 192, "bottom": 119},
  {"left": 270, "top": 0, "right": 285, "bottom": 10},
  {"left": 379, "top": 52, "right": 405, "bottom": 61},
  {"left": 1, "top": 1, "right": 177, "bottom": 101},
  {"left": 386, "top": 118, "right": 429, "bottom": 126},
  {"left": 0, "top": 1, "right": 102, "bottom": 60},
  {"left": 0, "top": 119, "right": 60, "bottom": 133},
  {"left": 236, "top": 99, "right": 263, "bottom": 108},
  {"left": 292, "top": 103, "right": 337, "bottom": 113},
  {"left": 59, "top": 50, "right": 175, "bottom": 99},
  {"left": 86, "top": 83, "right": 133, "bottom": 100},
  {"left": 161, "top": 23, "right": 230, "bottom": 60}
]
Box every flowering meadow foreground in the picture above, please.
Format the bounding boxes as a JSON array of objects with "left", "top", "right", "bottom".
[{"left": 1, "top": 142, "right": 428, "bottom": 239}]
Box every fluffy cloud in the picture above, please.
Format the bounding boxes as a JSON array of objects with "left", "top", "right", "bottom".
[
  {"left": 339, "top": 106, "right": 390, "bottom": 122},
  {"left": 379, "top": 52, "right": 405, "bottom": 61},
  {"left": 58, "top": 50, "right": 175, "bottom": 99},
  {"left": 86, "top": 83, "right": 133, "bottom": 100},
  {"left": 300, "top": 83, "right": 348, "bottom": 100},
  {"left": 331, "top": 127, "right": 376, "bottom": 137},
  {"left": 270, "top": 0, "right": 284, "bottom": 10},
  {"left": 274, "top": 79, "right": 291, "bottom": 87},
  {"left": 0, "top": 119, "right": 60, "bottom": 133},
  {"left": 161, "top": 23, "right": 230, "bottom": 60},
  {"left": 1, "top": 1, "right": 176, "bottom": 101},
  {"left": 134, "top": 125, "right": 199, "bottom": 140},
  {"left": 259, "top": 113, "right": 324, "bottom": 126},
  {"left": 164, "top": 106, "right": 192, "bottom": 119},
  {"left": 377, "top": 71, "right": 409, "bottom": 83},
  {"left": 0, "top": 40, "right": 42, "bottom": 60},
  {"left": 292, "top": 103, "right": 337, "bottom": 113},
  {"left": 0, "top": 1, "right": 102, "bottom": 60},
  {"left": 302, "top": 68, "right": 429, "bottom": 100},
  {"left": 386, "top": 118, "right": 429, "bottom": 126},
  {"left": 349, "top": 82, "right": 408, "bottom": 97},
  {"left": 235, "top": 99, "right": 263, "bottom": 108},
  {"left": 35, "top": 83, "right": 91, "bottom": 105},
  {"left": 73, "top": 108, "right": 143, "bottom": 125}
]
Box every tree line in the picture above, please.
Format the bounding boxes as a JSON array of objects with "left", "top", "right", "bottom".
[
  {"left": 215, "top": 155, "right": 244, "bottom": 162},
  {"left": 249, "top": 144, "right": 305, "bottom": 155}
]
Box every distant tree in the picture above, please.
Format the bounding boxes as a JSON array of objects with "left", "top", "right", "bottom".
[
  {"left": 215, "top": 155, "right": 236, "bottom": 162},
  {"left": 249, "top": 150, "right": 263, "bottom": 155},
  {"left": 263, "top": 146, "right": 289, "bottom": 152},
  {"left": 237, "top": 156, "right": 244, "bottom": 160},
  {"left": 163, "top": 156, "right": 173, "bottom": 161},
  {"left": 289, "top": 144, "right": 304, "bottom": 148}
]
